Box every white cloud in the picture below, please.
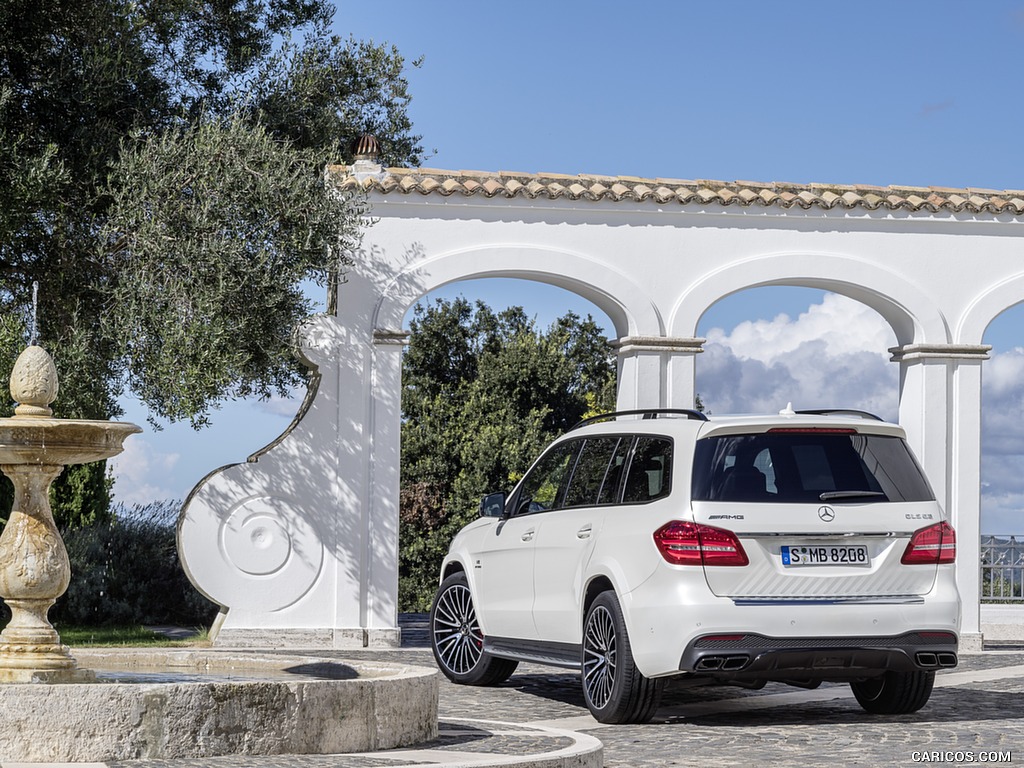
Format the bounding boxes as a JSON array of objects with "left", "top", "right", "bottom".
[
  {"left": 977, "top": 490, "right": 1024, "bottom": 536},
  {"left": 981, "top": 348, "right": 1024, "bottom": 455},
  {"left": 981, "top": 348, "right": 1024, "bottom": 531},
  {"left": 982, "top": 347, "right": 1024, "bottom": 396},
  {"left": 698, "top": 293, "right": 898, "bottom": 419},
  {"left": 108, "top": 437, "right": 181, "bottom": 506},
  {"left": 705, "top": 293, "right": 898, "bottom": 365}
]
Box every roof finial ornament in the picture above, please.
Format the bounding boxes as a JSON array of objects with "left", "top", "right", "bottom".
[
  {"left": 351, "top": 134, "right": 380, "bottom": 163},
  {"left": 350, "top": 134, "right": 384, "bottom": 182}
]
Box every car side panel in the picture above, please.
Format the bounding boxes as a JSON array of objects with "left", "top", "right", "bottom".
[
  {"left": 531, "top": 505, "right": 606, "bottom": 643},
  {"left": 583, "top": 500, "right": 675, "bottom": 612},
  {"left": 466, "top": 514, "right": 539, "bottom": 640}
]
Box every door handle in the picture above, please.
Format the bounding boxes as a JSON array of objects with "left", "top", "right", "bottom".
[
  {"left": 577, "top": 524, "right": 593, "bottom": 539},
  {"left": 521, "top": 529, "right": 535, "bottom": 542}
]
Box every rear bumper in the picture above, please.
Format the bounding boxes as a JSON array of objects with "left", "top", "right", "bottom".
[
  {"left": 678, "top": 631, "right": 958, "bottom": 681},
  {"left": 620, "top": 561, "right": 961, "bottom": 678}
]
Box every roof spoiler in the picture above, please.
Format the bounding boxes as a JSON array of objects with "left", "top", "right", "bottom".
[{"left": 794, "top": 408, "right": 883, "bottom": 421}]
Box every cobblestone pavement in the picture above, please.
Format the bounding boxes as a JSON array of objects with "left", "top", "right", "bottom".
[
  {"left": 338, "top": 616, "right": 1024, "bottom": 768},
  {"left": 8, "top": 616, "right": 1023, "bottom": 767}
]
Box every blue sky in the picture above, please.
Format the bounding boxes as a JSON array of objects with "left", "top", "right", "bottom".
[{"left": 111, "top": 2, "right": 1024, "bottom": 532}]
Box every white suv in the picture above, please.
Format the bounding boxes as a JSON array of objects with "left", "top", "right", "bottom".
[{"left": 429, "top": 408, "right": 960, "bottom": 723}]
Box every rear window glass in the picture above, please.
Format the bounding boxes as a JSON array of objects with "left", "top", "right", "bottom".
[{"left": 691, "top": 432, "right": 934, "bottom": 503}]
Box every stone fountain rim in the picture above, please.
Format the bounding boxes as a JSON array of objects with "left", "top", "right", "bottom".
[
  {"left": 0, "top": 648, "right": 439, "bottom": 761},
  {"left": 73, "top": 647, "right": 433, "bottom": 682},
  {"left": 0, "top": 416, "right": 142, "bottom": 429}
]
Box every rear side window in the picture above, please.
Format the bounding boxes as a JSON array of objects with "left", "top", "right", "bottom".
[
  {"left": 563, "top": 437, "right": 622, "bottom": 508},
  {"left": 622, "top": 437, "right": 673, "bottom": 503},
  {"left": 598, "top": 439, "right": 632, "bottom": 504},
  {"left": 691, "top": 432, "right": 934, "bottom": 503}
]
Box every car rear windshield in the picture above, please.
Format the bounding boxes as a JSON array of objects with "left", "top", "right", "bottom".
[{"left": 691, "top": 431, "right": 935, "bottom": 503}]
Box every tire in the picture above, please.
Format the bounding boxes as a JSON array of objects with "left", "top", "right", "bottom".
[
  {"left": 851, "top": 670, "right": 935, "bottom": 714},
  {"left": 430, "top": 572, "right": 518, "bottom": 686},
  {"left": 581, "top": 591, "right": 663, "bottom": 724}
]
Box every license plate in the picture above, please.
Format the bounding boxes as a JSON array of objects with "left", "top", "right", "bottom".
[{"left": 781, "top": 545, "right": 870, "bottom": 567}]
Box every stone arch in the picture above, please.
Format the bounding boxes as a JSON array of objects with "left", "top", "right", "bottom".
[
  {"left": 668, "top": 251, "right": 950, "bottom": 347},
  {"left": 957, "top": 272, "right": 1024, "bottom": 345},
  {"left": 372, "top": 244, "right": 664, "bottom": 339}
]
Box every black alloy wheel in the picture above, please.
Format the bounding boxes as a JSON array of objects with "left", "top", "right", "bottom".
[{"left": 429, "top": 572, "right": 518, "bottom": 686}]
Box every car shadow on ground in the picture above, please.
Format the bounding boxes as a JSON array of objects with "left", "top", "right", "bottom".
[
  {"left": 658, "top": 686, "right": 1023, "bottom": 726},
  {"left": 502, "top": 672, "right": 589, "bottom": 708},
  {"left": 500, "top": 672, "right": 1023, "bottom": 726}
]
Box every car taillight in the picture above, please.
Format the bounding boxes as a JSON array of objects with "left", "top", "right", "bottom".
[
  {"left": 901, "top": 521, "right": 956, "bottom": 565},
  {"left": 653, "top": 521, "right": 749, "bottom": 566}
]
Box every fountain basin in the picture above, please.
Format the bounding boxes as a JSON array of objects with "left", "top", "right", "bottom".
[
  {"left": 0, "top": 417, "right": 141, "bottom": 465},
  {"left": 0, "top": 649, "right": 438, "bottom": 762}
]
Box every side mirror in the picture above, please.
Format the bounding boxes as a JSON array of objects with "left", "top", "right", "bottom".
[{"left": 479, "top": 492, "right": 507, "bottom": 518}]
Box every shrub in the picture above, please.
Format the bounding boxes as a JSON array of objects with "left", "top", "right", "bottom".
[{"left": 50, "top": 501, "right": 218, "bottom": 627}]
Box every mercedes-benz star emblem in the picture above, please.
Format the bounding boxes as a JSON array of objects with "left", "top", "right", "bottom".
[{"left": 818, "top": 506, "right": 836, "bottom": 522}]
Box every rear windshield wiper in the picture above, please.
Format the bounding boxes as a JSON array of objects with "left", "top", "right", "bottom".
[{"left": 819, "top": 490, "right": 887, "bottom": 501}]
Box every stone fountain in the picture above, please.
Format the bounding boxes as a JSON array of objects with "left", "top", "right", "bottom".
[
  {"left": 0, "top": 342, "right": 140, "bottom": 680},
  {"left": 0, "top": 343, "right": 437, "bottom": 761}
]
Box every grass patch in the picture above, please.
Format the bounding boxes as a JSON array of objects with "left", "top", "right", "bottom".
[{"left": 56, "top": 625, "right": 210, "bottom": 647}]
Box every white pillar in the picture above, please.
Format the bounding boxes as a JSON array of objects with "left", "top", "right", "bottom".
[
  {"left": 892, "top": 344, "right": 991, "bottom": 652},
  {"left": 364, "top": 329, "right": 407, "bottom": 643},
  {"left": 613, "top": 337, "right": 704, "bottom": 411},
  {"left": 666, "top": 338, "right": 706, "bottom": 411}
]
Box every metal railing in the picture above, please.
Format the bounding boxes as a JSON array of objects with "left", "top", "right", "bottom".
[{"left": 982, "top": 535, "right": 1024, "bottom": 602}]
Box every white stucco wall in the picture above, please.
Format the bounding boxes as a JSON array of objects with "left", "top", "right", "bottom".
[{"left": 178, "top": 167, "right": 1024, "bottom": 650}]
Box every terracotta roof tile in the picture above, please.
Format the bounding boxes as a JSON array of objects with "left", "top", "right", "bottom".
[{"left": 334, "top": 167, "right": 1024, "bottom": 216}]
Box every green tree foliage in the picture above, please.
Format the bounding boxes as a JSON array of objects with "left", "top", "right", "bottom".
[
  {"left": 0, "top": 0, "right": 423, "bottom": 524},
  {"left": 399, "top": 298, "right": 617, "bottom": 610}
]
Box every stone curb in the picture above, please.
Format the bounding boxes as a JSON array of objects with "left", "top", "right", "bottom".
[
  {"left": 343, "top": 718, "right": 604, "bottom": 768},
  {"left": 0, "top": 718, "right": 603, "bottom": 768}
]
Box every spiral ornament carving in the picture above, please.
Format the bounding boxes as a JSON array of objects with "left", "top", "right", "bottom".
[{"left": 201, "top": 496, "right": 325, "bottom": 612}]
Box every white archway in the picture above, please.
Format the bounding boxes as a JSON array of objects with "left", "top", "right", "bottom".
[
  {"left": 374, "top": 244, "right": 664, "bottom": 338},
  {"left": 669, "top": 251, "right": 949, "bottom": 345},
  {"left": 958, "top": 272, "right": 1024, "bottom": 345},
  {"left": 179, "top": 165, "right": 1024, "bottom": 650}
]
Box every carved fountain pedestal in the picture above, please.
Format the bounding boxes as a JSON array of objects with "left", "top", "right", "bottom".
[{"left": 0, "top": 344, "right": 139, "bottom": 680}]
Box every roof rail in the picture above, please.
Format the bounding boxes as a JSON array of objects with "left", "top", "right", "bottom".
[
  {"left": 570, "top": 408, "right": 708, "bottom": 431},
  {"left": 794, "top": 408, "right": 884, "bottom": 422}
]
